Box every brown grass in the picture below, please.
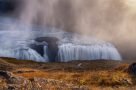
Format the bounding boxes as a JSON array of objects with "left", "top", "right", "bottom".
[
  {"left": 15, "top": 69, "right": 133, "bottom": 87},
  {"left": 1, "top": 58, "right": 136, "bottom": 89}
]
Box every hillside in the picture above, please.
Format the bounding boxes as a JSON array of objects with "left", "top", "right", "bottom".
[{"left": 0, "top": 58, "right": 136, "bottom": 90}]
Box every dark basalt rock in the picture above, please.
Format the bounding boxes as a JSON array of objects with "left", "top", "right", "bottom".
[
  {"left": 0, "top": 70, "right": 26, "bottom": 84},
  {"left": 0, "top": 70, "right": 31, "bottom": 89},
  {"left": 0, "top": 70, "right": 12, "bottom": 79},
  {"left": 30, "top": 37, "right": 59, "bottom": 62},
  {"left": 128, "top": 63, "right": 136, "bottom": 75},
  {"left": 30, "top": 44, "right": 45, "bottom": 56},
  {"left": 35, "top": 37, "right": 59, "bottom": 43}
]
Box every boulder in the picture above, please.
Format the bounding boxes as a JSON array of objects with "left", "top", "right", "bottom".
[
  {"left": 0, "top": 70, "right": 12, "bottom": 79},
  {"left": 0, "top": 70, "right": 31, "bottom": 89},
  {"left": 128, "top": 63, "right": 136, "bottom": 75}
]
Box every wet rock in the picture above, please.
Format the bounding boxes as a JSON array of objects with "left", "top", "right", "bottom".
[{"left": 30, "top": 44, "right": 45, "bottom": 56}]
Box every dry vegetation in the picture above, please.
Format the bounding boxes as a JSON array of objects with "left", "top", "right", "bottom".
[{"left": 0, "top": 57, "right": 136, "bottom": 90}]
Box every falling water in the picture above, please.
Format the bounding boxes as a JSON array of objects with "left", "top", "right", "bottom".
[
  {"left": 57, "top": 43, "right": 121, "bottom": 62},
  {"left": 14, "top": 46, "right": 47, "bottom": 62},
  {"left": 0, "top": 0, "right": 124, "bottom": 62},
  {"left": 43, "top": 46, "right": 49, "bottom": 61}
]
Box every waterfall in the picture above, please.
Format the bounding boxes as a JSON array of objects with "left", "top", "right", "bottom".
[
  {"left": 0, "top": 17, "right": 122, "bottom": 62},
  {"left": 14, "top": 46, "right": 47, "bottom": 62},
  {"left": 43, "top": 45, "right": 49, "bottom": 61},
  {"left": 0, "top": 26, "right": 122, "bottom": 62},
  {"left": 57, "top": 43, "right": 121, "bottom": 62}
]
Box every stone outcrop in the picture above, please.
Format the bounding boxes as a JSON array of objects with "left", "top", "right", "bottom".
[
  {"left": 0, "top": 70, "right": 31, "bottom": 90},
  {"left": 0, "top": 70, "right": 88, "bottom": 90}
]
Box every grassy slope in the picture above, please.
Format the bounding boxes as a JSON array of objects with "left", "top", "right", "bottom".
[{"left": 0, "top": 57, "right": 136, "bottom": 90}]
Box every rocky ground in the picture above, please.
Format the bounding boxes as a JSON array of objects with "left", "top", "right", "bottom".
[
  {"left": 0, "top": 70, "right": 88, "bottom": 90},
  {"left": 0, "top": 57, "right": 136, "bottom": 90}
]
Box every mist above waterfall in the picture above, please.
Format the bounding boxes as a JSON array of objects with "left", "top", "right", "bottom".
[{"left": 0, "top": 0, "right": 136, "bottom": 60}]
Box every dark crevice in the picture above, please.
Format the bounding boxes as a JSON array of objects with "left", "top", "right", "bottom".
[{"left": 30, "top": 37, "right": 59, "bottom": 62}]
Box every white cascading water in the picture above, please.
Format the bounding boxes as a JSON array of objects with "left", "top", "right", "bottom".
[
  {"left": 0, "top": 26, "right": 122, "bottom": 62},
  {"left": 58, "top": 43, "right": 121, "bottom": 62},
  {"left": 14, "top": 46, "right": 47, "bottom": 62},
  {"left": 43, "top": 46, "right": 49, "bottom": 61},
  {"left": 0, "top": 17, "right": 122, "bottom": 62}
]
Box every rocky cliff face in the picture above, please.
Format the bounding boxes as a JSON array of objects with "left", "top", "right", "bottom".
[{"left": 30, "top": 37, "right": 59, "bottom": 62}]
